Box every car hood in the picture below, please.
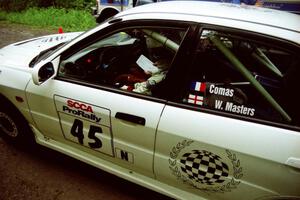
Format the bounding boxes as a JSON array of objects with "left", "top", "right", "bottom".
[{"left": 0, "top": 32, "right": 82, "bottom": 69}]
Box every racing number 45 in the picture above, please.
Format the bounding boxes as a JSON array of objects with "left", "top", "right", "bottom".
[{"left": 71, "top": 119, "right": 102, "bottom": 149}]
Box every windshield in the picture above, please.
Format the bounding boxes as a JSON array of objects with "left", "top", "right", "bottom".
[{"left": 29, "top": 42, "right": 67, "bottom": 67}]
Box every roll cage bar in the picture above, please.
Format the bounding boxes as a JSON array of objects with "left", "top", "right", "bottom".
[{"left": 209, "top": 34, "right": 291, "bottom": 122}]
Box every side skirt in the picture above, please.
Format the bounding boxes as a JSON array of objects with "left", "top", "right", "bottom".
[{"left": 30, "top": 124, "right": 203, "bottom": 200}]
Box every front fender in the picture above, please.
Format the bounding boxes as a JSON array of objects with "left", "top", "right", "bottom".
[{"left": 0, "top": 66, "right": 34, "bottom": 125}]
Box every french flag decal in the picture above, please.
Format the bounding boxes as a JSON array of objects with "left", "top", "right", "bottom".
[
  {"left": 191, "top": 81, "right": 206, "bottom": 92},
  {"left": 188, "top": 94, "right": 204, "bottom": 106}
]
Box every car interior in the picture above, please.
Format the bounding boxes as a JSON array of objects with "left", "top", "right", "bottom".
[
  {"left": 59, "top": 28, "right": 185, "bottom": 95},
  {"left": 185, "top": 30, "right": 299, "bottom": 125}
]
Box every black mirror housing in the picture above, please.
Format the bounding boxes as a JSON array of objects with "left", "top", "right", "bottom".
[{"left": 38, "top": 62, "right": 55, "bottom": 83}]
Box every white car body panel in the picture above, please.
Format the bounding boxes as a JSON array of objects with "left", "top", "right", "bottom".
[
  {"left": 0, "top": 66, "right": 33, "bottom": 123},
  {"left": 0, "top": 33, "right": 81, "bottom": 125},
  {"left": 117, "top": 2, "right": 300, "bottom": 32},
  {"left": 157, "top": 106, "right": 300, "bottom": 164},
  {"left": 119, "top": 13, "right": 300, "bottom": 45},
  {"left": 31, "top": 125, "right": 205, "bottom": 200},
  {"left": 0, "top": 32, "right": 82, "bottom": 69},
  {"left": 115, "top": 2, "right": 300, "bottom": 45},
  {"left": 155, "top": 106, "right": 300, "bottom": 199},
  {"left": 1, "top": 2, "right": 300, "bottom": 200},
  {"left": 25, "top": 68, "right": 166, "bottom": 177}
]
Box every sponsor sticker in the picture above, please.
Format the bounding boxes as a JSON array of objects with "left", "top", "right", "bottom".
[
  {"left": 169, "top": 140, "right": 243, "bottom": 193},
  {"left": 54, "top": 95, "right": 113, "bottom": 156},
  {"left": 115, "top": 148, "right": 134, "bottom": 163}
]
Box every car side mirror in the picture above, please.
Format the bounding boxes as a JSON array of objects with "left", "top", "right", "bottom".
[{"left": 32, "top": 62, "right": 55, "bottom": 85}]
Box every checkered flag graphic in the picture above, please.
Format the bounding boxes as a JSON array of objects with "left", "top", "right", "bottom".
[{"left": 180, "top": 150, "right": 229, "bottom": 185}]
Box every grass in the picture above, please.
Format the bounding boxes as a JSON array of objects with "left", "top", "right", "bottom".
[{"left": 0, "top": 7, "right": 97, "bottom": 32}]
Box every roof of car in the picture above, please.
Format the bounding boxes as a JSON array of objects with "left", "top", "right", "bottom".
[{"left": 116, "top": 1, "right": 300, "bottom": 33}]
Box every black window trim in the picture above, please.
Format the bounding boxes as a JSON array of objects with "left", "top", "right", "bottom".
[
  {"left": 58, "top": 19, "right": 198, "bottom": 62},
  {"left": 56, "top": 76, "right": 168, "bottom": 104}
]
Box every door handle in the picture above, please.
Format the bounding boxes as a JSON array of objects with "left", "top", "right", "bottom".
[{"left": 115, "top": 112, "right": 146, "bottom": 126}]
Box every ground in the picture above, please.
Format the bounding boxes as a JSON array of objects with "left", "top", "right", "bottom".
[
  {"left": 0, "top": 21, "right": 56, "bottom": 47},
  {"left": 0, "top": 21, "right": 171, "bottom": 200}
]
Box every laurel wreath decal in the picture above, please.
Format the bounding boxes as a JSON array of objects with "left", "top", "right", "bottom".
[
  {"left": 169, "top": 140, "right": 243, "bottom": 193},
  {"left": 226, "top": 149, "right": 243, "bottom": 179}
]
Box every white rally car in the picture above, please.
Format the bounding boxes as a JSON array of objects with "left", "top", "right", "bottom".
[{"left": 1, "top": 2, "right": 300, "bottom": 200}]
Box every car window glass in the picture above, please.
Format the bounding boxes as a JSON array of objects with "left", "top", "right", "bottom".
[
  {"left": 182, "top": 29, "right": 300, "bottom": 126},
  {"left": 58, "top": 27, "right": 188, "bottom": 97}
]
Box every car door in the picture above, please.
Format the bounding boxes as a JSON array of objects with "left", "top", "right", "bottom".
[
  {"left": 154, "top": 27, "right": 300, "bottom": 199},
  {"left": 25, "top": 21, "right": 193, "bottom": 177}
]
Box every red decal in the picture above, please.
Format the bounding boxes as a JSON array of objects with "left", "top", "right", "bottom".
[{"left": 67, "top": 100, "right": 94, "bottom": 113}]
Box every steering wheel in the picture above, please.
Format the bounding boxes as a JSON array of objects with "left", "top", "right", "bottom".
[
  {"left": 96, "top": 47, "right": 115, "bottom": 71},
  {"left": 95, "top": 47, "right": 124, "bottom": 84}
]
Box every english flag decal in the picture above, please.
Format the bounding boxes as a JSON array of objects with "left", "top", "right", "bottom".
[{"left": 188, "top": 94, "right": 204, "bottom": 106}]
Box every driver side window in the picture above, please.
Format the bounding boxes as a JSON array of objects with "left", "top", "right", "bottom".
[{"left": 58, "top": 27, "right": 187, "bottom": 96}]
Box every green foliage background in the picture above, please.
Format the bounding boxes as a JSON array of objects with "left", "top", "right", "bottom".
[
  {"left": 0, "top": 0, "right": 95, "bottom": 12},
  {"left": 0, "top": 0, "right": 97, "bottom": 32}
]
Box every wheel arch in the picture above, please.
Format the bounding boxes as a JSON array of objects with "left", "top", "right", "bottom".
[
  {"left": 0, "top": 93, "right": 34, "bottom": 133},
  {"left": 0, "top": 93, "right": 21, "bottom": 112},
  {"left": 0, "top": 92, "right": 36, "bottom": 144}
]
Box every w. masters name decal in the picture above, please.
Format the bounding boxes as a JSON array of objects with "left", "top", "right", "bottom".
[
  {"left": 169, "top": 140, "right": 243, "bottom": 193},
  {"left": 187, "top": 81, "right": 255, "bottom": 117}
]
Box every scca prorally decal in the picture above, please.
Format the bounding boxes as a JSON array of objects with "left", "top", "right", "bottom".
[
  {"left": 169, "top": 140, "right": 243, "bottom": 194},
  {"left": 63, "top": 99, "right": 101, "bottom": 123}
]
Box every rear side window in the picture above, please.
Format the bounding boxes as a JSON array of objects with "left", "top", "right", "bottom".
[{"left": 182, "top": 29, "right": 300, "bottom": 126}]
